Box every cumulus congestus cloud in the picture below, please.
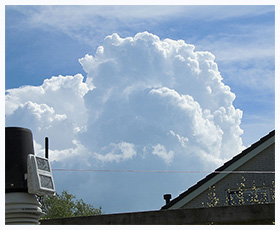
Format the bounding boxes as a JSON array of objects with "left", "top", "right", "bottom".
[{"left": 6, "top": 31, "right": 244, "bottom": 168}]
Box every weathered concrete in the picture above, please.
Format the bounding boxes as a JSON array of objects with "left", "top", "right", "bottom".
[{"left": 41, "top": 203, "right": 275, "bottom": 225}]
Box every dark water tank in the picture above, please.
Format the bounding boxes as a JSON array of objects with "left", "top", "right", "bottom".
[{"left": 5, "top": 127, "right": 35, "bottom": 193}]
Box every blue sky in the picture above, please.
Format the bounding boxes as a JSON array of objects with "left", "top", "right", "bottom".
[{"left": 4, "top": 4, "right": 276, "bottom": 214}]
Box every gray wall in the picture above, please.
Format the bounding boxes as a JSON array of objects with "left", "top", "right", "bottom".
[{"left": 182, "top": 143, "right": 275, "bottom": 208}]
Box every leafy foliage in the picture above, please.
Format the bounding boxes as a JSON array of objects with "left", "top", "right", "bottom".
[
  {"left": 202, "top": 177, "right": 275, "bottom": 207},
  {"left": 40, "top": 190, "right": 103, "bottom": 219}
]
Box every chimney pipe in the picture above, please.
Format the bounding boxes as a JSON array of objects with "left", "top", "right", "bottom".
[{"left": 163, "top": 194, "right": 172, "bottom": 205}]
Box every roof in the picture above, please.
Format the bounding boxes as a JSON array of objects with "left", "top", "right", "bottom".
[{"left": 161, "top": 130, "right": 275, "bottom": 210}]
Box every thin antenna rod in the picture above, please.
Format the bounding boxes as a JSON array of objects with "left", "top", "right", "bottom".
[{"left": 45, "top": 137, "right": 49, "bottom": 159}]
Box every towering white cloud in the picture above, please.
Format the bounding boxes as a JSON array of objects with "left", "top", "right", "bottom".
[
  {"left": 5, "top": 31, "right": 247, "bottom": 214},
  {"left": 6, "top": 32, "right": 244, "bottom": 168},
  {"left": 78, "top": 31, "right": 244, "bottom": 167}
]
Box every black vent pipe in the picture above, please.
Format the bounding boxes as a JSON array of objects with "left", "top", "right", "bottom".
[{"left": 163, "top": 194, "right": 172, "bottom": 205}]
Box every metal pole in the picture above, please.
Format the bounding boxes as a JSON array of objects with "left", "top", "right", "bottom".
[{"left": 45, "top": 137, "right": 49, "bottom": 159}]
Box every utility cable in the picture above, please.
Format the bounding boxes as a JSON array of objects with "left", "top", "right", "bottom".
[{"left": 52, "top": 169, "right": 275, "bottom": 174}]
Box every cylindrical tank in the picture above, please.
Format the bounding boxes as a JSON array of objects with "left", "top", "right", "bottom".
[
  {"left": 5, "top": 127, "right": 44, "bottom": 224},
  {"left": 5, "top": 127, "right": 35, "bottom": 193}
]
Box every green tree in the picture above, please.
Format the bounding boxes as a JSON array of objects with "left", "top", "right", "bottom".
[{"left": 40, "top": 190, "right": 103, "bottom": 219}]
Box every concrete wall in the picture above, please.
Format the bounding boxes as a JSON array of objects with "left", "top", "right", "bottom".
[
  {"left": 182, "top": 143, "right": 275, "bottom": 209},
  {"left": 41, "top": 203, "right": 275, "bottom": 225}
]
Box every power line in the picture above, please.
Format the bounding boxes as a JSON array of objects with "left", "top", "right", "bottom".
[{"left": 52, "top": 169, "right": 275, "bottom": 174}]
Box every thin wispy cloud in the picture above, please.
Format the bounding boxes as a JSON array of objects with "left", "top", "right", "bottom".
[
  {"left": 8, "top": 5, "right": 274, "bottom": 50},
  {"left": 8, "top": 5, "right": 274, "bottom": 94}
]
